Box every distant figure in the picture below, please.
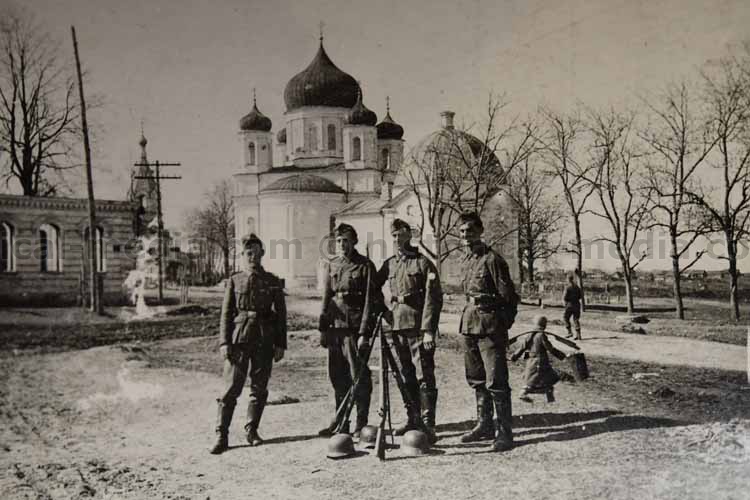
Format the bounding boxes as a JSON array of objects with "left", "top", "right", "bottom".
[
  {"left": 562, "top": 273, "right": 582, "bottom": 340},
  {"left": 510, "top": 315, "right": 567, "bottom": 403}
]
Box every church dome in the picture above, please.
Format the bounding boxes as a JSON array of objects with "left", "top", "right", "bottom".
[
  {"left": 396, "top": 111, "right": 500, "bottom": 187},
  {"left": 239, "top": 101, "right": 272, "bottom": 132},
  {"left": 277, "top": 128, "right": 287, "bottom": 144},
  {"left": 377, "top": 111, "right": 404, "bottom": 140},
  {"left": 283, "top": 42, "right": 359, "bottom": 112},
  {"left": 261, "top": 174, "right": 346, "bottom": 194},
  {"left": 346, "top": 88, "right": 377, "bottom": 126}
]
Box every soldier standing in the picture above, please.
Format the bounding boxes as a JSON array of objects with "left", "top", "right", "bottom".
[
  {"left": 457, "top": 212, "right": 518, "bottom": 452},
  {"left": 562, "top": 273, "right": 583, "bottom": 340},
  {"left": 210, "top": 234, "right": 287, "bottom": 455},
  {"left": 318, "top": 223, "right": 385, "bottom": 438},
  {"left": 376, "top": 219, "right": 443, "bottom": 443}
]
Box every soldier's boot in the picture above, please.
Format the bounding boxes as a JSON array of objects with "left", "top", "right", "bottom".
[
  {"left": 352, "top": 398, "right": 370, "bottom": 439},
  {"left": 244, "top": 396, "right": 266, "bottom": 447},
  {"left": 546, "top": 387, "right": 556, "bottom": 403},
  {"left": 574, "top": 327, "right": 582, "bottom": 341},
  {"left": 460, "top": 390, "right": 495, "bottom": 443},
  {"left": 420, "top": 388, "right": 439, "bottom": 444},
  {"left": 492, "top": 393, "right": 514, "bottom": 452},
  {"left": 318, "top": 393, "right": 345, "bottom": 437},
  {"left": 209, "top": 401, "right": 235, "bottom": 455},
  {"left": 565, "top": 326, "right": 574, "bottom": 338}
]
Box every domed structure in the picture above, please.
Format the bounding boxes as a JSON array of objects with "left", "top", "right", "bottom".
[
  {"left": 260, "top": 174, "right": 346, "bottom": 194},
  {"left": 376, "top": 98, "right": 404, "bottom": 140},
  {"left": 346, "top": 88, "right": 377, "bottom": 126},
  {"left": 396, "top": 111, "right": 500, "bottom": 187},
  {"left": 239, "top": 99, "right": 272, "bottom": 132},
  {"left": 284, "top": 41, "right": 359, "bottom": 112}
]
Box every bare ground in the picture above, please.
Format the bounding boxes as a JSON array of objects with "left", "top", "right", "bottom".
[{"left": 1, "top": 309, "right": 749, "bottom": 500}]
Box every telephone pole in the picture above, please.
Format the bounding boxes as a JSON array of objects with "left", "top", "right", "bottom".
[{"left": 134, "top": 160, "right": 181, "bottom": 303}]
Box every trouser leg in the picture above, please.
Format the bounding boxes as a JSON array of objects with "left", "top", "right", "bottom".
[
  {"left": 210, "top": 345, "right": 249, "bottom": 454},
  {"left": 460, "top": 335, "right": 495, "bottom": 443},
  {"left": 245, "top": 340, "right": 274, "bottom": 445},
  {"left": 391, "top": 332, "right": 421, "bottom": 435},
  {"left": 343, "top": 334, "right": 372, "bottom": 433},
  {"left": 481, "top": 332, "right": 513, "bottom": 452},
  {"left": 320, "top": 337, "right": 351, "bottom": 435}
]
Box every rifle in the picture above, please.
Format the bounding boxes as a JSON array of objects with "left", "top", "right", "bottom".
[{"left": 508, "top": 330, "right": 580, "bottom": 350}]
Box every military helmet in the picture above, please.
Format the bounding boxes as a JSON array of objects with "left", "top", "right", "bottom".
[
  {"left": 401, "top": 429, "right": 430, "bottom": 456},
  {"left": 326, "top": 433, "right": 355, "bottom": 459},
  {"left": 358, "top": 425, "right": 378, "bottom": 449}
]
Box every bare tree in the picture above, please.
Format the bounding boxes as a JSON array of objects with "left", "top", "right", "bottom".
[
  {"left": 184, "top": 180, "right": 235, "bottom": 281},
  {"left": 0, "top": 8, "right": 80, "bottom": 196},
  {"left": 505, "top": 156, "right": 564, "bottom": 284},
  {"left": 536, "top": 106, "right": 598, "bottom": 309},
  {"left": 586, "top": 107, "right": 652, "bottom": 314},
  {"left": 639, "top": 81, "right": 717, "bottom": 319},
  {"left": 685, "top": 52, "right": 750, "bottom": 320},
  {"left": 406, "top": 93, "right": 537, "bottom": 273}
]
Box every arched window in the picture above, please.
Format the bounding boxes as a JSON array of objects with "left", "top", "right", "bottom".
[
  {"left": 352, "top": 137, "right": 361, "bottom": 161},
  {"left": 327, "top": 124, "right": 336, "bottom": 150},
  {"left": 248, "top": 142, "right": 256, "bottom": 165},
  {"left": 84, "top": 226, "right": 106, "bottom": 272},
  {"left": 309, "top": 125, "right": 318, "bottom": 151},
  {"left": 39, "top": 223, "right": 60, "bottom": 272},
  {"left": 380, "top": 148, "right": 390, "bottom": 170},
  {"left": 1, "top": 222, "right": 14, "bottom": 272}
]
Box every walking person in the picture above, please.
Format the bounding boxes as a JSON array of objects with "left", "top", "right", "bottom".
[
  {"left": 210, "top": 234, "right": 287, "bottom": 455},
  {"left": 563, "top": 273, "right": 582, "bottom": 340},
  {"left": 511, "top": 315, "right": 568, "bottom": 403},
  {"left": 457, "top": 211, "right": 519, "bottom": 452},
  {"left": 318, "top": 223, "right": 385, "bottom": 438},
  {"left": 376, "top": 218, "right": 443, "bottom": 443}
]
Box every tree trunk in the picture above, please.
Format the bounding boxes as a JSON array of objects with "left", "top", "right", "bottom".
[
  {"left": 517, "top": 218, "right": 524, "bottom": 284},
  {"left": 223, "top": 245, "right": 230, "bottom": 279},
  {"left": 670, "top": 233, "right": 684, "bottom": 320},
  {"left": 724, "top": 231, "right": 740, "bottom": 321},
  {"left": 574, "top": 218, "right": 585, "bottom": 312},
  {"left": 624, "top": 272, "right": 635, "bottom": 314}
]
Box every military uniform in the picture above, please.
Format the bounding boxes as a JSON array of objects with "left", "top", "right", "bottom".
[
  {"left": 377, "top": 244, "right": 442, "bottom": 439},
  {"left": 319, "top": 248, "right": 385, "bottom": 434},
  {"left": 213, "top": 264, "right": 287, "bottom": 451},
  {"left": 511, "top": 330, "right": 566, "bottom": 397},
  {"left": 563, "top": 283, "right": 582, "bottom": 340},
  {"left": 459, "top": 241, "right": 517, "bottom": 450}
]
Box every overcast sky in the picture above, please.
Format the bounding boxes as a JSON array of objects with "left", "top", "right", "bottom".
[{"left": 9, "top": 0, "right": 750, "bottom": 271}]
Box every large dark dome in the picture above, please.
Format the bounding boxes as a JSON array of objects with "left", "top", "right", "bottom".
[
  {"left": 284, "top": 42, "right": 359, "bottom": 112},
  {"left": 260, "top": 174, "right": 345, "bottom": 194},
  {"left": 376, "top": 111, "right": 404, "bottom": 140},
  {"left": 346, "top": 88, "right": 377, "bottom": 126},
  {"left": 239, "top": 102, "right": 272, "bottom": 132}
]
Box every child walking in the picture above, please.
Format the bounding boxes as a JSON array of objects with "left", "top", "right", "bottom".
[{"left": 510, "top": 315, "right": 567, "bottom": 403}]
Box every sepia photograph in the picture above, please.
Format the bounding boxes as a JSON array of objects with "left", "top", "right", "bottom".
[{"left": 0, "top": 0, "right": 749, "bottom": 498}]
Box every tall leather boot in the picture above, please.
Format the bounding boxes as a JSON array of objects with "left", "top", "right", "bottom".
[
  {"left": 492, "top": 392, "right": 514, "bottom": 452},
  {"left": 420, "top": 388, "right": 439, "bottom": 444},
  {"left": 460, "top": 389, "right": 495, "bottom": 443},
  {"left": 353, "top": 396, "right": 370, "bottom": 439},
  {"left": 394, "top": 385, "right": 422, "bottom": 436},
  {"left": 245, "top": 395, "right": 267, "bottom": 446},
  {"left": 209, "top": 401, "right": 235, "bottom": 455},
  {"left": 319, "top": 392, "right": 347, "bottom": 437}
]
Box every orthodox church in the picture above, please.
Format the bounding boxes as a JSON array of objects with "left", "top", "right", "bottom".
[{"left": 233, "top": 38, "right": 517, "bottom": 288}]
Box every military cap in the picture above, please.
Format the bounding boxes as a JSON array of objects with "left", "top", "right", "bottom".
[
  {"left": 334, "top": 223, "right": 358, "bottom": 243},
  {"left": 390, "top": 218, "right": 411, "bottom": 234},
  {"left": 241, "top": 233, "right": 264, "bottom": 250},
  {"left": 458, "top": 211, "right": 483, "bottom": 230}
]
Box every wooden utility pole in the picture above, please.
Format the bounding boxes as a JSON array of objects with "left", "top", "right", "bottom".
[
  {"left": 134, "top": 160, "right": 181, "bottom": 303},
  {"left": 71, "top": 26, "right": 102, "bottom": 314}
]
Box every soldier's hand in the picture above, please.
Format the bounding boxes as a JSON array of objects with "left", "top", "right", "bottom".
[
  {"left": 319, "top": 331, "right": 328, "bottom": 348},
  {"left": 220, "top": 345, "right": 233, "bottom": 363},
  {"left": 273, "top": 347, "right": 285, "bottom": 363},
  {"left": 422, "top": 331, "right": 435, "bottom": 351}
]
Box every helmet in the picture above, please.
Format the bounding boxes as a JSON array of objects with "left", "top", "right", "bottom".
[
  {"left": 401, "top": 430, "right": 430, "bottom": 456},
  {"left": 326, "top": 433, "right": 355, "bottom": 459},
  {"left": 358, "top": 425, "right": 378, "bottom": 448}
]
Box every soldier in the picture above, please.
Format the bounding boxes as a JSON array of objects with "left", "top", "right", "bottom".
[
  {"left": 457, "top": 211, "right": 519, "bottom": 452},
  {"left": 562, "top": 273, "right": 583, "bottom": 340},
  {"left": 209, "top": 233, "right": 287, "bottom": 455},
  {"left": 376, "top": 218, "right": 443, "bottom": 443},
  {"left": 318, "top": 223, "right": 385, "bottom": 438}
]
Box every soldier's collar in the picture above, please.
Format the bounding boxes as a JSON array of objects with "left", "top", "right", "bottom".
[{"left": 397, "top": 245, "right": 419, "bottom": 260}]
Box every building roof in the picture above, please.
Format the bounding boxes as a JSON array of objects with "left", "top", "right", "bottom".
[
  {"left": 334, "top": 189, "right": 412, "bottom": 216},
  {"left": 346, "top": 88, "right": 377, "bottom": 126},
  {"left": 283, "top": 41, "right": 359, "bottom": 112},
  {"left": 239, "top": 102, "right": 272, "bottom": 132},
  {"left": 260, "top": 174, "right": 346, "bottom": 194}
]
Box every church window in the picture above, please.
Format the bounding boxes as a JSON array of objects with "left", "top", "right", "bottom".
[
  {"left": 309, "top": 125, "right": 318, "bottom": 151},
  {"left": 84, "top": 226, "right": 106, "bottom": 272},
  {"left": 248, "top": 142, "right": 256, "bottom": 165},
  {"left": 327, "top": 124, "right": 336, "bottom": 150},
  {"left": 39, "top": 223, "right": 60, "bottom": 272},
  {"left": 352, "top": 137, "right": 361, "bottom": 161},
  {"left": 380, "top": 148, "right": 390, "bottom": 170},
  {"left": 1, "top": 222, "right": 14, "bottom": 272}
]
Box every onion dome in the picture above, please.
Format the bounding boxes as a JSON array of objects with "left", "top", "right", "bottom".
[
  {"left": 376, "top": 97, "right": 404, "bottom": 140},
  {"left": 283, "top": 41, "right": 359, "bottom": 112},
  {"left": 277, "top": 128, "right": 287, "bottom": 144},
  {"left": 346, "top": 87, "right": 377, "bottom": 126},
  {"left": 260, "top": 174, "right": 345, "bottom": 194},
  {"left": 239, "top": 91, "right": 272, "bottom": 132}
]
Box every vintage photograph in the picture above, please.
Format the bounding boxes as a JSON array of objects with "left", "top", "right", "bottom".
[{"left": 1, "top": 1, "right": 749, "bottom": 499}]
